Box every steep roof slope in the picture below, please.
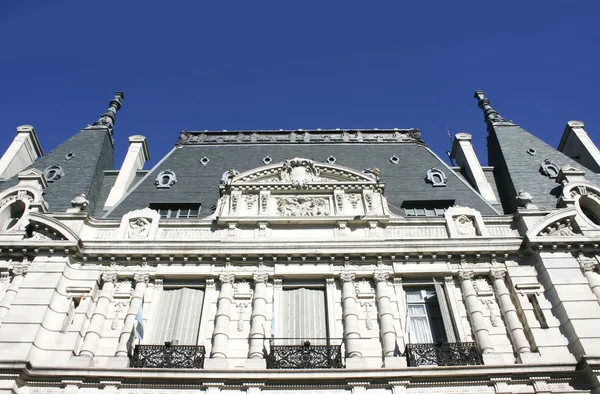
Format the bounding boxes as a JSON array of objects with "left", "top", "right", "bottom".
[
  {"left": 104, "top": 129, "right": 499, "bottom": 218},
  {"left": 0, "top": 93, "right": 124, "bottom": 213},
  {"left": 475, "top": 91, "right": 600, "bottom": 213}
]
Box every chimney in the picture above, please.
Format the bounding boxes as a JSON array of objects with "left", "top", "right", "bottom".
[
  {"left": 0, "top": 125, "right": 44, "bottom": 180},
  {"left": 557, "top": 121, "right": 600, "bottom": 173},
  {"left": 450, "top": 133, "right": 498, "bottom": 203},
  {"left": 103, "top": 135, "right": 150, "bottom": 208}
]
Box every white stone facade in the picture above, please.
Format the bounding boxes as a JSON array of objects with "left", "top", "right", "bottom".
[{"left": 2, "top": 111, "right": 600, "bottom": 393}]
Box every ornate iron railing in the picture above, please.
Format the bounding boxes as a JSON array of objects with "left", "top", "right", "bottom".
[
  {"left": 405, "top": 341, "right": 482, "bottom": 367},
  {"left": 130, "top": 344, "right": 205, "bottom": 369},
  {"left": 267, "top": 338, "right": 344, "bottom": 369}
]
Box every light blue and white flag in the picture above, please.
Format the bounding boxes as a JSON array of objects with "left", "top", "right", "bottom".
[{"left": 135, "top": 298, "right": 144, "bottom": 341}]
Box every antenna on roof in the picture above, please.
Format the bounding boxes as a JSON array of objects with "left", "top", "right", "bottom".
[{"left": 444, "top": 121, "right": 456, "bottom": 166}]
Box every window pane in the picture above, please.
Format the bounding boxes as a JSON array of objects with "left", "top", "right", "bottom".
[
  {"left": 406, "top": 291, "right": 424, "bottom": 302},
  {"left": 408, "top": 316, "right": 433, "bottom": 343}
]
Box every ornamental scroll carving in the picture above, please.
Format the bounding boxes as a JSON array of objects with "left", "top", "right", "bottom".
[
  {"left": 279, "top": 158, "right": 321, "bottom": 189},
  {"left": 454, "top": 215, "right": 477, "bottom": 236},
  {"left": 276, "top": 197, "right": 330, "bottom": 217},
  {"left": 128, "top": 217, "right": 151, "bottom": 239}
]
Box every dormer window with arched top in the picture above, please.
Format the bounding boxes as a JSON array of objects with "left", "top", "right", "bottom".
[
  {"left": 155, "top": 170, "right": 177, "bottom": 189},
  {"left": 425, "top": 168, "right": 447, "bottom": 187},
  {"left": 540, "top": 159, "right": 560, "bottom": 179}
]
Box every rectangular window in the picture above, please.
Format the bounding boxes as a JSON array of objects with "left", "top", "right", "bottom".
[
  {"left": 401, "top": 200, "right": 455, "bottom": 217},
  {"left": 152, "top": 287, "right": 205, "bottom": 345},
  {"left": 405, "top": 286, "right": 449, "bottom": 344},
  {"left": 149, "top": 203, "right": 201, "bottom": 219},
  {"left": 279, "top": 287, "right": 327, "bottom": 342}
]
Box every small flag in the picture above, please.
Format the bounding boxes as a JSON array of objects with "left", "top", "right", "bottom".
[{"left": 135, "top": 299, "right": 144, "bottom": 341}]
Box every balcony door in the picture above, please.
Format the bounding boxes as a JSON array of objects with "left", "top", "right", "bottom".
[
  {"left": 279, "top": 287, "right": 327, "bottom": 344},
  {"left": 152, "top": 287, "right": 205, "bottom": 345},
  {"left": 406, "top": 288, "right": 447, "bottom": 344}
]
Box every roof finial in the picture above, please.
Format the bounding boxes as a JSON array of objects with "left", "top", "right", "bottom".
[
  {"left": 92, "top": 92, "right": 125, "bottom": 134},
  {"left": 473, "top": 91, "right": 511, "bottom": 131}
]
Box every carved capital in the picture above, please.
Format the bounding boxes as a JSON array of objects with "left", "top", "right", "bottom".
[
  {"left": 458, "top": 270, "right": 474, "bottom": 281},
  {"left": 133, "top": 272, "right": 150, "bottom": 284},
  {"left": 580, "top": 260, "right": 598, "bottom": 273},
  {"left": 205, "top": 278, "right": 215, "bottom": 288},
  {"left": 101, "top": 271, "right": 118, "bottom": 284},
  {"left": 340, "top": 271, "right": 356, "bottom": 283},
  {"left": 326, "top": 277, "right": 336, "bottom": 287},
  {"left": 219, "top": 273, "right": 235, "bottom": 284},
  {"left": 11, "top": 264, "right": 29, "bottom": 276},
  {"left": 373, "top": 271, "right": 390, "bottom": 282},
  {"left": 444, "top": 276, "right": 454, "bottom": 284},
  {"left": 253, "top": 272, "right": 269, "bottom": 284},
  {"left": 489, "top": 270, "right": 506, "bottom": 281}
]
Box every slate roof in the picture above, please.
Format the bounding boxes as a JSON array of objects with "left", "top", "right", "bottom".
[
  {"left": 476, "top": 91, "right": 600, "bottom": 213},
  {"left": 103, "top": 129, "right": 500, "bottom": 218},
  {"left": 0, "top": 127, "right": 114, "bottom": 213}
]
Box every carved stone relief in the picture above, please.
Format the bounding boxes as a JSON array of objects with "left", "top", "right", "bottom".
[
  {"left": 279, "top": 158, "right": 321, "bottom": 189},
  {"left": 128, "top": 217, "right": 151, "bottom": 239},
  {"left": 276, "top": 197, "right": 330, "bottom": 216},
  {"left": 347, "top": 193, "right": 361, "bottom": 209},
  {"left": 454, "top": 215, "right": 477, "bottom": 236}
]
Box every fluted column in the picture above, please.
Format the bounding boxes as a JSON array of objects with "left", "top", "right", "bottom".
[
  {"left": 249, "top": 272, "right": 269, "bottom": 359},
  {"left": 374, "top": 271, "right": 396, "bottom": 357},
  {"left": 115, "top": 272, "right": 149, "bottom": 357},
  {"left": 580, "top": 260, "right": 600, "bottom": 304},
  {"left": 211, "top": 273, "right": 235, "bottom": 359},
  {"left": 490, "top": 270, "right": 530, "bottom": 353},
  {"left": 80, "top": 271, "right": 117, "bottom": 357},
  {"left": 459, "top": 270, "right": 494, "bottom": 354},
  {"left": 340, "top": 271, "right": 362, "bottom": 358},
  {"left": 0, "top": 264, "right": 28, "bottom": 322}
]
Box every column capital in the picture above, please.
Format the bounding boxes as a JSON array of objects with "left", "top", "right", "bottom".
[
  {"left": 458, "top": 270, "right": 474, "bottom": 281},
  {"left": 373, "top": 271, "right": 390, "bottom": 282},
  {"left": 11, "top": 264, "right": 29, "bottom": 276},
  {"left": 580, "top": 260, "right": 598, "bottom": 272},
  {"left": 219, "top": 272, "right": 235, "bottom": 284},
  {"left": 490, "top": 270, "right": 506, "bottom": 280},
  {"left": 133, "top": 272, "right": 150, "bottom": 284},
  {"left": 340, "top": 271, "right": 356, "bottom": 282},
  {"left": 101, "top": 271, "right": 118, "bottom": 284},
  {"left": 252, "top": 272, "right": 269, "bottom": 284}
]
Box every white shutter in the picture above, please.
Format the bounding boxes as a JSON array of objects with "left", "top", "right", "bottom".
[
  {"left": 281, "top": 287, "right": 327, "bottom": 343},
  {"left": 152, "top": 287, "right": 204, "bottom": 345}
]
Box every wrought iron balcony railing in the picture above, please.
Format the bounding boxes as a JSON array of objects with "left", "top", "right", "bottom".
[
  {"left": 405, "top": 341, "right": 483, "bottom": 367},
  {"left": 267, "top": 338, "right": 344, "bottom": 369},
  {"left": 130, "top": 343, "right": 206, "bottom": 369}
]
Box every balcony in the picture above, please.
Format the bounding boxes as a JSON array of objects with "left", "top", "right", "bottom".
[
  {"left": 267, "top": 338, "right": 344, "bottom": 369},
  {"left": 405, "top": 341, "right": 483, "bottom": 367},
  {"left": 130, "top": 343, "right": 206, "bottom": 369}
]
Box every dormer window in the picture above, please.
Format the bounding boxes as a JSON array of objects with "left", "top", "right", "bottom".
[
  {"left": 155, "top": 170, "right": 177, "bottom": 189},
  {"left": 401, "top": 200, "right": 454, "bottom": 217},
  {"left": 150, "top": 203, "right": 201, "bottom": 219}
]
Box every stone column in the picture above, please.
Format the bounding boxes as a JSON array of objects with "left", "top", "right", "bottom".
[
  {"left": 115, "top": 272, "right": 149, "bottom": 357},
  {"left": 0, "top": 264, "right": 28, "bottom": 321},
  {"left": 490, "top": 270, "right": 530, "bottom": 354},
  {"left": 459, "top": 270, "right": 494, "bottom": 354},
  {"left": 340, "top": 271, "right": 362, "bottom": 358},
  {"left": 80, "top": 271, "right": 117, "bottom": 357},
  {"left": 249, "top": 272, "right": 269, "bottom": 359},
  {"left": 211, "top": 273, "right": 235, "bottom": 359},
  {"left": 374, "top": 271, "right": 396, "bottom": 357},
  {"left": 580, "top": 260, "right": 600, "bottom": 304}
]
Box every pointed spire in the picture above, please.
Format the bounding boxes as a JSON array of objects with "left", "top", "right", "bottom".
[
  {"left": 473, "top": 91, "right": 512, "bottom": 131},
  {"left": 90, "top": 92, "right": 125, "bottom": 135}
]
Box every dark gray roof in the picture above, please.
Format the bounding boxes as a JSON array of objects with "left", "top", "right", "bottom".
[
  {"left": 488, "top": 123, "right": 600, "bottom": 213},
  {"left": 104, "top": 129, "right": 499, "bottom": 218},
  {"left": 0, "top": 127, "right": 114, "bottom": 213}
]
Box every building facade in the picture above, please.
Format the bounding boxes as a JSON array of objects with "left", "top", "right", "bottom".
[{"left": 1, "top": 91, "right": 600, "bottom": 393}]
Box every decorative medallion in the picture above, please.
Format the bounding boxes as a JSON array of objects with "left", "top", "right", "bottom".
[
  {"left": 43, "top": 163, "right": 64, "bottom": 183},
  {"left": 279, "top": 158, "right": 321, "bottom": 189},
  {"left": 155, "top": 170, "right": 177, "bottom": 188}
]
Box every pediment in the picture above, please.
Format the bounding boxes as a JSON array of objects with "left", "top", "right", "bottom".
[{"left": 230, "top": 158, "right": 380, "bottom": 190}]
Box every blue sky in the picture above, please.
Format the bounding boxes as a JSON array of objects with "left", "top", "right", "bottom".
[{"left": 1, "top": 1, "right": 598, "bottom": 169}]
